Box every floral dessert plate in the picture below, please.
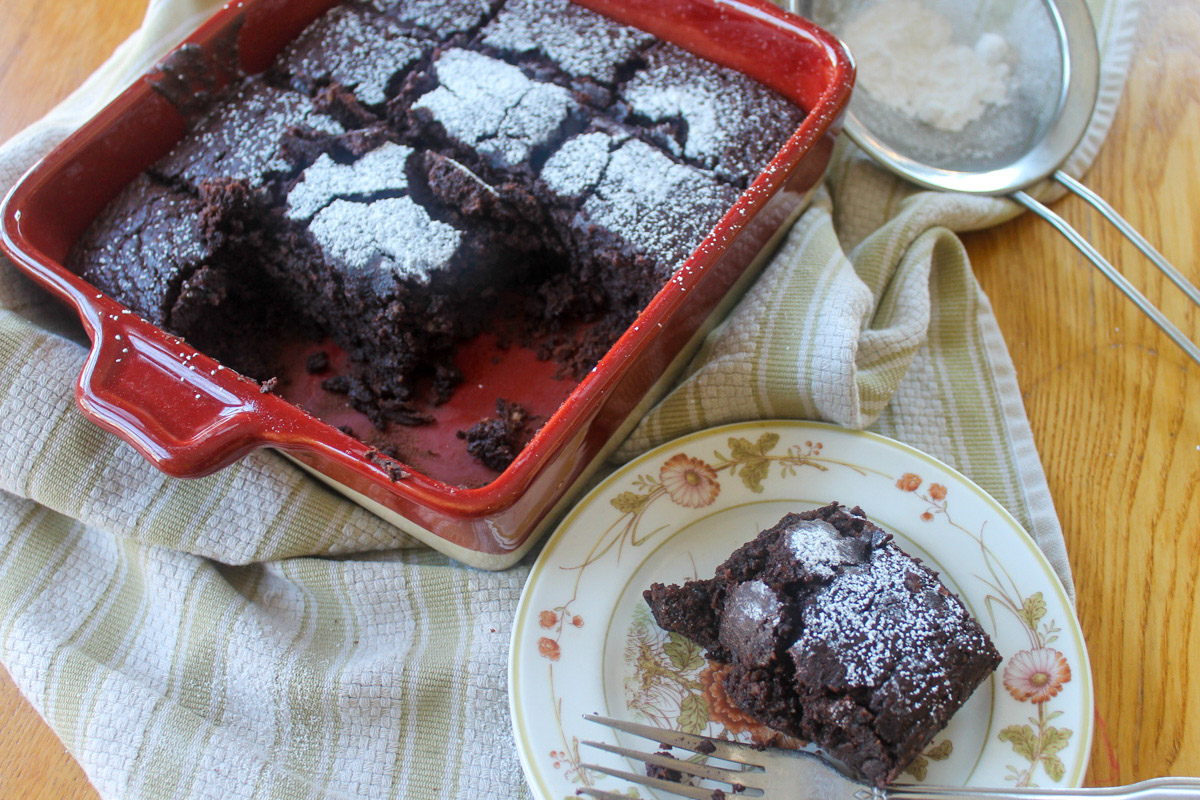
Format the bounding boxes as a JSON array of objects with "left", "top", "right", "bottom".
[{"left": 509, "top": 420, "right": 1093, "bottom": 798}]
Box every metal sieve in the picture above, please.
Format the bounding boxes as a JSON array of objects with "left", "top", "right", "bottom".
[{"left": 791, "top": 0, "right": 1200, "bottom": 365}]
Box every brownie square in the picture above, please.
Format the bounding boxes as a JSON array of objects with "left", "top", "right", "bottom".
[
  {"left": 644, "top": 504, "right": 1002, "bottom": 787},
  {"left": 410, "top": 48, "right": 586, "bottom": 173},
  {"left": 272, "top": 142, "right": 514, "bottom": 418},
  {"left": 276, "top": 4, "right": 431, "bottom": 106},
  {"left": 540, "top": 128, "right": 740, "bottom": 284},
  {"left": 155, "top": 77, "right": 344, "bottom": 189},
  {"left": 368, "top": 0, "right": 500, "bottom": 39},
  {"left": 281, "top": 142, "right": 483, "bottom": 312},
  {"left": 478, "top": 0, "right": 654, "bottom": 88},
  {"left": 73, "top": 175, "right": 216, "bottom": 328},
  {"left": 619, "top": 43, "right": 807, "bottom": 184}
]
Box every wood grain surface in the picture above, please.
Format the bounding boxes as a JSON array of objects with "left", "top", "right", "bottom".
[{"left": 0, "top": 0, "right": 1197, "bottom": 797}]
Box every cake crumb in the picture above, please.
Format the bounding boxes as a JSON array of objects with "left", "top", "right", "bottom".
[
  {"left": 457, "top": 399, "right": 531, "bottom": 471},
  {"left": 366, "top": 448, "right": 408, "bottom": 481},
  {"left": 645, "top": 750, "right": 683, "bottom": 784},
  {"left": 306, "top": 350, "right": 330, "bottom": 374}
]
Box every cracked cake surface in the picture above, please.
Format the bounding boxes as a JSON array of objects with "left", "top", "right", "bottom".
[
  {"left": 367, "top": 0, "right": 500, "bottom": 37},
  {"left": 542, "top": 129, "right": 740, "bottom": 277},
  {"left": 276, "top": 5, "right": 430, "bottom": 106},
  {"left": 154, "top": 77, "right": 343, "bottom": 189},
  {"left": 411, "top": 48, "right": 583, "bottom": 171},
  {"left": 479, "top": 0, "right": 655, "bottom": 87},
  {"left": 619, "top": 43, "right": 808, "bottom": 184},
  {"left": 643, "top": 503, "right": 1002, "bottom": 787},
  {"left": 70, "top": 0, "right": 806, "bottom": 474}
]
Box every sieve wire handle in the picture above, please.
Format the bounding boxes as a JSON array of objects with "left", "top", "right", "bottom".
[
  {"left": 1011, "top": 190, "right": 1200, "bottom": 367},
  {"left": 1054, "top": 170, "right": 1200, "bottom": 307}
]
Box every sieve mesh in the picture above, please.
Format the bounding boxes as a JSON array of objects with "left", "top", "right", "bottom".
[
  {"left": 790, "top": 0, "right": 1200, "bottom": 369},
  {"left": 800, "top": 0, "right": 1066, "bottom": 174}
]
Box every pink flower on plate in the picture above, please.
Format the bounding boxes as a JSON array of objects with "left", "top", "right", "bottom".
[
  {"left": 1003, "top": 647, "right": 1072, "bottom": 704},
  {"left": 538, "top": 637, "right": 561, "bottom": 661},
  {"left": 659, "top": 454, "right": 720, "bottom": 508}
]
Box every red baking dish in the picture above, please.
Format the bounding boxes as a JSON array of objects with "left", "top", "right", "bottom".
[{"left": 0, "top": 0, "right": 853, "bottom": 569}]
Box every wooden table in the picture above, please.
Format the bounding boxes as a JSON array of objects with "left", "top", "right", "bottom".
[{"left": 1, "top": 0, "right": 1197, "bottom": 796}]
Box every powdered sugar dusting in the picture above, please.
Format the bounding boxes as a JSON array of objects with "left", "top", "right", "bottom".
[
  {"left": 287, "top": 143, "right": 413, "bottom": 222},
  {"left": 787, "top": 519, "right": 863, "bottom": 580},
  {"left": 841, "top": 0, "right": 1011, "bottom": 132},
  {"left": 369, "top": 0, "right": 495, "bottom": 37},
  {"left": 481, "top": 0, "right": 654, "bottom": 84},
  {"left": 789, "top": 546, "right": 977, "bottom": 689},
  {"left": 160, "top": 80, "right": 343, "bottom": 187},
  {"left": 309, "top": 196, "right": 462, "bottom": 287},
  {"left": 558, "top": 134, "right": 738, "bottom": 269},
  {"left": 539, "top": 131, "right": 623, "bottom": 199},
  {"left": 280, "top": 5, "right": 427, "bottom": 106},
  {"left": 414, "top": 49, "right": 579, "bottom": 169},
  {"left": 75, "top": 176, "right": 211, "bottom": 326},
  {"left": 622, "top": 44, "right": 804, "bottom": 182}
]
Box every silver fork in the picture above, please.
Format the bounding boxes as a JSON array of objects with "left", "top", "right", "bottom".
[{"left": 578, "top": 714, "right": 1200, "bottom": 800}]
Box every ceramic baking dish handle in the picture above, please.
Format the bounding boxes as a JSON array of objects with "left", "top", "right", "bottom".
[{"left": 77, "top": 311, "right": 289, "bottom": 478}]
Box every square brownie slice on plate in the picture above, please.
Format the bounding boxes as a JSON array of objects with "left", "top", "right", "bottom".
[{"left": 644, "top": 503, "right": 1002, "bottom": 787}]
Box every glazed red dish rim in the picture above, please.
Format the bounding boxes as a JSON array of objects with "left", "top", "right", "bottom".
[{"left": 0, "top": 0, "right": 854, "bottom": 520}]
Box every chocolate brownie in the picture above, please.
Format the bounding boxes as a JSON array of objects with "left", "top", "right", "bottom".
[
  {"left": 275, "top": 5, "right": 431, "bottom": 106},
  {"left": 477, "top": 0, "right": 654, "bottom": 102},
  {"left": 644, "top": 504, "right": 1001, "bottom": 787},
  {"left": 409, "top": 48, "right": 586, "bottom": 173},
  {"left": 70, "top": 0, "right": 806, "bottom": 474},
  {"left": 74, "top": 175, "right": 217, "bottom": 328},
  {"left": 619, "top": 43, "right": 808, "bottom": 185},
  {"left": 541, "top": 128, "right": 741, "bottom": 298},
  {"left": 154, "top": 77, "right": 343, "bottom": 190},
  {"left": 275, "top": 142, "right": 513, "bottom": 420},
  {"left": 367, "top": 0, "right": 500, "bottom": 38}
]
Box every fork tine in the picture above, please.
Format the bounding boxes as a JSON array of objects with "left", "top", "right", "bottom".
[
  {"left": 584, "top": 714, "right": 765, "bottom": 767},
  {"left": 579, "top": 761, "right": 719, "bottom": 800},
  {"left": 581, "top": 739, "right": 764, "bottom": 790}
]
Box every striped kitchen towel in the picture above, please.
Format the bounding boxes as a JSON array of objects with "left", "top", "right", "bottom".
[{"left": 0, "top": 0, "right": 1137, "bottom": 797}]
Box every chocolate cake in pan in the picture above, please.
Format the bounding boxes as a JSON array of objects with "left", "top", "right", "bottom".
[{"left": 70, "top": 0, "right": 806, "bottom": 473}]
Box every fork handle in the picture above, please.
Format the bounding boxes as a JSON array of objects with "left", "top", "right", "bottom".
[{"left": 887, "top": 777, "right": 1200, "bottom": 800}]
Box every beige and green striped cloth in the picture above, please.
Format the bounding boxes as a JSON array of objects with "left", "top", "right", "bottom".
[{"left": 0, "top": 1, "right": 1136, "bottom": 797}]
